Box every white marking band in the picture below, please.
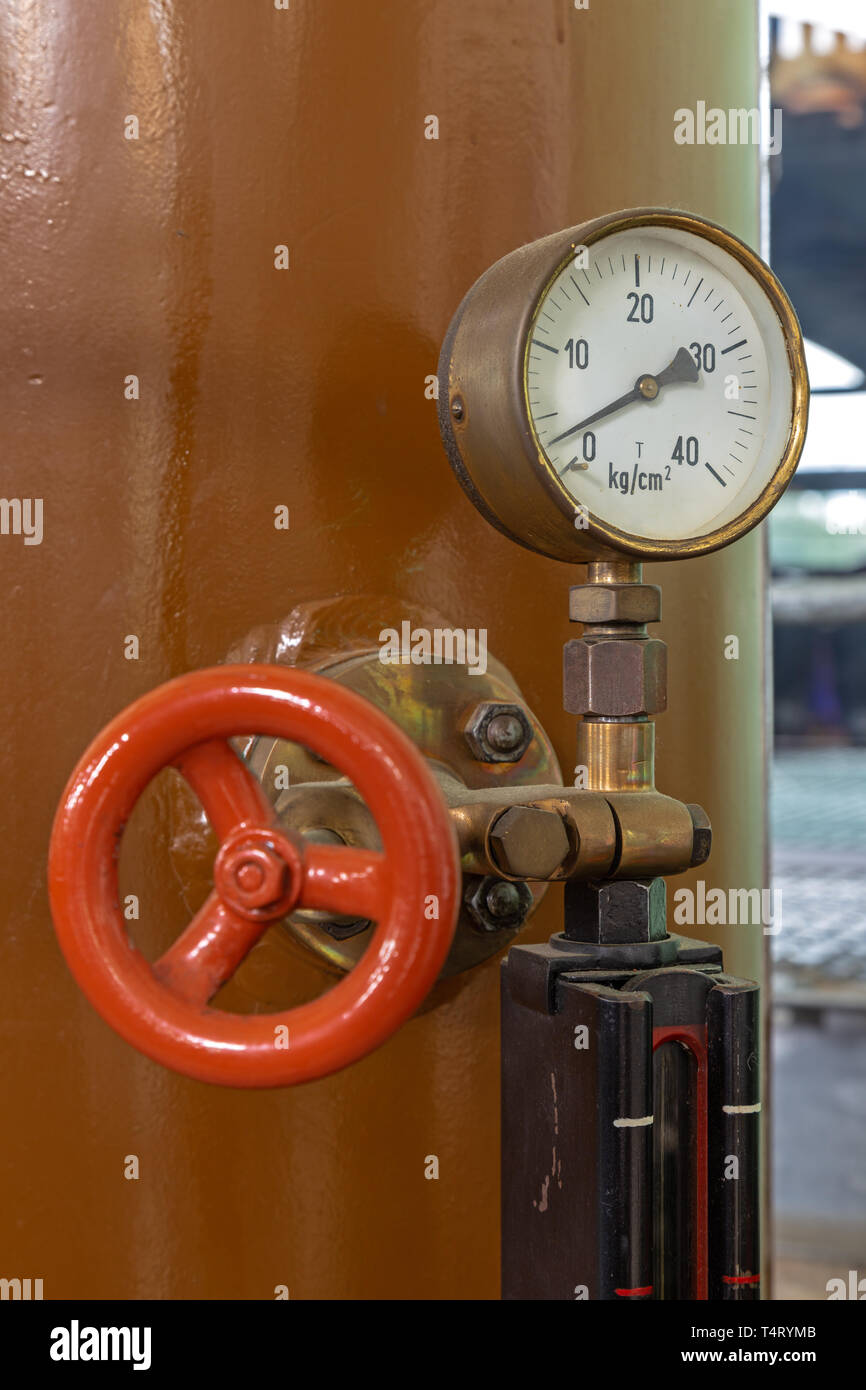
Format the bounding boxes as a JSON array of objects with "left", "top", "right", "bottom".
[
  {"left": 613, "top": 1115, "right": 654, "bottom": 1128},
  {"left": 722, "top": 1103, "right": 762, "bottom": 1115}
]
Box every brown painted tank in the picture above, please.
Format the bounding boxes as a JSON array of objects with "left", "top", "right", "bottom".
[{"left": 0, "top": 0, "right": 768, "bottom": 1298}]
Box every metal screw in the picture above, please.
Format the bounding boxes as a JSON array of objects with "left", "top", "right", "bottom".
[
  {"left": 236, "top": 860, "right": 266, "bottom": 894},
  {"left": 485, "top": 881, "right": 523, "bottom": 919},
  {"left": 486, "top": 713, "right": 525, "bottom": 754},
  {"left": 451, "top": 395, "right": 465, "bottom": 422},
  {"left": 463, "top": 701, "right": 533, "bottom": 764}
]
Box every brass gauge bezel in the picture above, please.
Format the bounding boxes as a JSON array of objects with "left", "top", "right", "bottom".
[{"left": 438, "top": 207, "right": 809, "bottom": 562}]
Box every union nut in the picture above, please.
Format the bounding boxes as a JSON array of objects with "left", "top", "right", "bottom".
[{"left": 563, "top": 637, "right": 667, "bottom": 717}]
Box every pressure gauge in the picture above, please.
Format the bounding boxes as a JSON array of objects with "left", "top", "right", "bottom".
[{"left": 438, "top": 208, "right": 808, "bottom": 562}]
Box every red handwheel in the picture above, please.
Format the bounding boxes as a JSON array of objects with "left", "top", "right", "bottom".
[{"left": 48, "top": 665, "right": 461, "bottom": 1087}]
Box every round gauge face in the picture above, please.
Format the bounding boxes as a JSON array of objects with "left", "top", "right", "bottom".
[{"left": 524, "top": 222, "right": 798, "bottom": 543}]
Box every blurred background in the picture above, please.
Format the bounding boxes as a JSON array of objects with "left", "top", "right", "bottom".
[{"left": 765, "top": 0, "right": 866, "bottom": 1300}]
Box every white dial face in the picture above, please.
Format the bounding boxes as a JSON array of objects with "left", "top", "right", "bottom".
[{"left": 525, "top": 225, "right": 795, "bottom": 542}]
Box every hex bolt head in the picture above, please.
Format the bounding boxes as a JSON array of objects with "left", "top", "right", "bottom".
[
  {"left": 687, "top": 804, "right": 712, "bottom": 867},
  {"left": 489, "top": 805, "right": 570, "bottom": 879},
  {"left": 464, "top": 875, "right": 532, "bottom": 934},
  {"left": 464, "top": 702, "right": 533, "bottom": 763}
]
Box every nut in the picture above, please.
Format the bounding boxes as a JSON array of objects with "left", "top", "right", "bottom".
[
  {"left": 319, "top": 918, "right": 371, "bottom": 941},
  {"left": 568, "top": 582, "right": 661, "bottom": 626},
  {"left": 464, "top": 701, "right": 532, "bottom": 763},
  {"left": 687, "top": 804, "right": 712, "bottom": 867},
  {"left": 564, "top": 877, "right": 667, "bottom": 944},
  {"left": 489, "top": 805, "right": 570, "bottom": 879},
  {"left": 563, "top": 637, "right": 666, "bottom": 716},
  {"left": 464, "top": 875, "right": 532, "bottom": 933}
]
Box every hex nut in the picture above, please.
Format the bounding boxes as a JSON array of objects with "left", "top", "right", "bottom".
[
  {"left": 563, "top": 637, "right": 667, "bottom": 716},
  {"left": 219, "top": 843, "right": 288, "bottom": 908},
  {"left": 489, "top": 805, "right": 570, "bottom": 879},
  {"left": 568, "top": 583, "right": 661, "bottom": 626},
  {"left": 464, "top": 701, "right": 532, "bottom": 763},
  {"left": 564, "top": 877, "right": 667, "bottom": 944},
  {"left": 464, "top": 875, "right": 532, "bottom": 933}
]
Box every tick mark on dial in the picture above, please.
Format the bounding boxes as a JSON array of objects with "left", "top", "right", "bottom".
[
  {"left": 686, "top": 277, "right": 704, "bottom": 307},
  {"left": 559, "top": 456, "right": 588, "bottom": 475},
  {"left": 705, "top": 463, "right": 727, "bottom": 487}
]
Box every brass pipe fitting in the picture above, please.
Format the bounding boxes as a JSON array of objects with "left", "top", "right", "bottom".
[{"left": 576, "top": 720, "right": 654, "bottom": 792}]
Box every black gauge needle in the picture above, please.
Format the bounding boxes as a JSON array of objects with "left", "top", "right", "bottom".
[{"left": 547, "top": 346, "right": 700, "bottom": 447}]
